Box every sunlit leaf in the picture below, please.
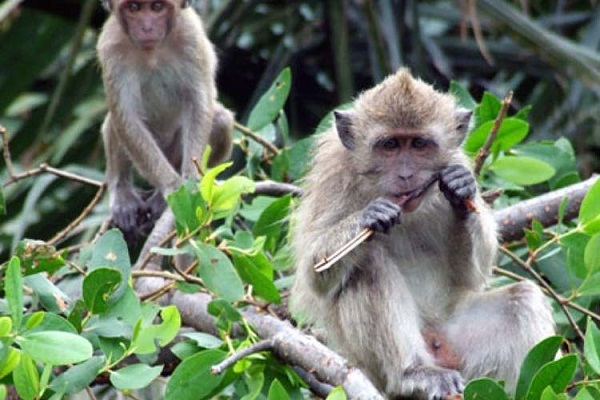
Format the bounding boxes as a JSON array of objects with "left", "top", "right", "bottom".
[{"left": 488, "top": 156, "right": 555, "bottom": 186}]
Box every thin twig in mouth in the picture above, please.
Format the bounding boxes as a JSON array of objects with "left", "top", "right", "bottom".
[{"left": 314, "top": 173, "right": 440, "bottom": 273}]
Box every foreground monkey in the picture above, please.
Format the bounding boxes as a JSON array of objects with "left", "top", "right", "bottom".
[
  {"left": 98, "top": 0, "right": 233, "bottom": 247},
  {"left": 290, "top": 69, "right": 555, "bottom": 399}
]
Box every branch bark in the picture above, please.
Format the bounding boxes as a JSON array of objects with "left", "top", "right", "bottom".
[
  {"left": 494, "top": 175, "right": 598, "bottom": 242},
  {"left": 171, "top": 291, "right": 385, "bottom": 399}
]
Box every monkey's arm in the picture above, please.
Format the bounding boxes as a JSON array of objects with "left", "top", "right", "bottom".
[
  {"left": 439, "top": 164, "right": 497, "bottom": 281},
  {"left": 111, "top": 95, "right": 184, "bottom": 194}
]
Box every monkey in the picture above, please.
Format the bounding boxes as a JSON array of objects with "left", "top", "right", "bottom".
[
  {"left": 290, "top": 69, "right": 555, "bottom": 399},
  {"left": 97, "top": 0, "right": 233, "bottom": 248}
]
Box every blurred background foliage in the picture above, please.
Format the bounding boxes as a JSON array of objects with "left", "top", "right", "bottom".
[{"left": 0, "top": 0, "right": 599, "bottom": 260}]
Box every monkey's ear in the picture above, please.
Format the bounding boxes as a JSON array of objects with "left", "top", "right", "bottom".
[
  {"left": 455, "top": 108, "right": 473, "bottom": 141},
  {"left": 181, "top": 0, "right": 191, "bottom": 8},
  {"left": 334, "top": 110, "right": 356, "bottom": 150}
]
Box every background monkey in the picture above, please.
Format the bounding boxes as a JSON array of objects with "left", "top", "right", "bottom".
[
  {"left": 97, "top": 0, "right": 233, "bottom": 248},
  {"left": 290, "top": 69, "right": 555, "bottom": 399}
]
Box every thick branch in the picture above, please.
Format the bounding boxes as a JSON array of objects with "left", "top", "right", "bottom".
[
  {"left": 494, "top": 175, "right": 598, "bottom": 242},
  {"left": 172, "top": 291, "right": 384, "bottom": 399}
]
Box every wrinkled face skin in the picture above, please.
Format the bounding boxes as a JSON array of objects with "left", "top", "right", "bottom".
[
  {"left": 369, "top": 129, "right": 440, "bottom": 212},
  {"left": 118, "top": 0, "right": 174, "bottom": 50}
]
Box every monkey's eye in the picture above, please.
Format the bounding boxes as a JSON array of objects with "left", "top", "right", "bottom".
[
  {"left": 381, "top": 137, "right": 400, "bottom": 150},
  {"left": 151, "top": 1, "right": 165, "bottom": 12},
  {"left": 411, "top": 137, "right": 429, "bottom": 149},
  {"left": 126, "top": 1, "right": 141, "bottom": 12}
]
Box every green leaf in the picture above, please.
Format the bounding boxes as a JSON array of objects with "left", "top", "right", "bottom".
[
  {"left": 579, "top": 272, "right": 600, "bottom": 297},
  {"left": 525, "top": 355, "right": 577, "bottom": 400},
  {"left": 287, "top": 137, "right": 314, "bottom": 181},
  {"left": 474, "top": 92, "right": 502, "bottom": 127},
  {"left": 464, "top": 118, "right": 529, "bottom": 154},
  {"left": 14, "top": 240, "right": 64, "bottom": 276},
  {"left": 0, "top": 384, "right": 6, "bottom": 400},
  {"left": 202, "top": 162, "right": 232, "bottom": 197},
  {"left": 211, "top": 176, "right": 255, "bottom": 220},
  {"left": 110, "top": 364, "right": 163, "bottom": 390},
  {"left": 579, "top": 179, "right": 600, "bottom": 233},
  {"left": 488, "top": 156, "right": 555, "bottom": 186},
  {"left": 254, "top": 195, "right": 291, "bottom": 253},
  {"left": 449, "top": 81, "right": 477, "bottom": 109},
  {"left": 326, "top": 386, "right": 348, "bottom": 400},
  {"left": 168, "top": 183, "right": 206, "bottom": 234},
  {"left": 49, "top": 356, "right": 104, "bottom": 395},
  {"left": 13, "top": 353, "right": 39, "bottom": 400},
  {"left": 573, "top": 387, "right": 600, "bottom": 400},
  {"left": 247, "top": 68, "right": 292, "bottom": 132},
  {"left": 584, "top": 320, "right": 600, "bottom": 375},
  {"left": 183, "top": 332, "right": 223, "bottom": 349},
  {"left": 464, "top": 378, "right": 508, "bottom": 400},
  {"left": 25, "top": 311, "right": 44, "bottom": 330},
  {"left": 18, "top": 331, "right": 93, "bottom": 365},
  {"left": 208, "top": 299, "right": 243, "bottom": 333},
  {"left": 584, "top": 234, "right": 600, "bottom": 274},
  {"left": 164, "top": 349, "right": 227, "bottom": 400},
  {"left": 133, "top": 305, "right": 181, "bottom": 355},
  {"left": 25, "top": 273, "right": 70, "bottom": 314},
  {"left": 0, "top": 347, "right": 20, "bottom": 379},
  {"left": 0, "top": 317, "right": 12, "bottom": 336},
  {"left": 5, "top": 257, "right": 23, "bottom": 331},
  {"left": 89, "top": 230, "right": 131, "bottom": 300},
  {"left": 82, "top": 267, "right": 122, "bottom": 314},
  {"left": 267, "top": 379, "right": 291, "bottom": 400},
  {"left": 540, "top": 386, "right": 568, "bottom": 400},
  {"left": 194, "top": 243, "right": 244, "bottom": 302},
  {"left": 233, "top": 254, "right": 280, "bottom": 303},
  {"left": 516, "top": 336, "right": 564, "bottom": 400}
]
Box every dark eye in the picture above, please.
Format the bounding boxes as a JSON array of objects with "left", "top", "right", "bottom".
[
  {"left": 381, "top": 137, "right": 400, "bottom": 150},
  {"left": 412, "top": 137, "right": 429, "bottom": 149},
  {"left": 126, "top": 1, "right": 141, "bottom": 12},
  {"left": 151, "top": 1, "right": 165, "bottom": 11}
]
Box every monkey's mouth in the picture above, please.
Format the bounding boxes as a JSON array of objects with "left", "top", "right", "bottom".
[{"left": 393, "top": 190, "right": 425, "bottom": 212}]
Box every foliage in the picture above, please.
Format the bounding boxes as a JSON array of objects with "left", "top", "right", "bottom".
[{"left": 1, "top": 0, "right": 600, "bottom": 399}]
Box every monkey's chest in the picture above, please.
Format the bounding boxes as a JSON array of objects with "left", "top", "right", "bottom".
[{"left": 139, "top": 72, "right": 187, "bottom": 129}]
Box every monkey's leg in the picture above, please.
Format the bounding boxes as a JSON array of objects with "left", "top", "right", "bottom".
[
  {"left": 207, "top": 103, "right": 234, "bottom": 167},
  {"left": 102, "top": 113, "right": 146, "bottom": 246},
  {"left": 443, "top": 280, "right": 555, "bottom": 391},
  {"left": 332, "top": 259, "right": 464, "bottom": 399}
]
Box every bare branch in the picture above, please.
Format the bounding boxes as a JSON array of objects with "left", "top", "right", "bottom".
[
  {"left": 211, "top": 340, "right": 274, "bottom": 375},
  {"left": 234, "top": 121, "right": 281, "bottom": 156},
  {"left": 254, "top": 180, "right": 304, "bottom": 197},
  {"left": 49, "top": 183, "right": 107, "bottom": 246},
  {"left": 494, "top": 175, "right": 598, "bottom": 242},
  {"left": 473, "top": 91, "right": 513, "bottom": 177}
]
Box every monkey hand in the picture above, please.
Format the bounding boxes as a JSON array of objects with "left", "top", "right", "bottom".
[
  {"left": 138, "top": 190, "right": 167, "bottom": 237},
  {"left": 402, "top": 365, "right": 465, "bottom": 400},
  {"left": 111, "top": 189, "right": 148, "bottom": 247},
  {"left": 360, "top": 197, "right": 401, "bottom": 233},
  {"left": 439, "top": 164, "right": 476, "bottom": 219}
]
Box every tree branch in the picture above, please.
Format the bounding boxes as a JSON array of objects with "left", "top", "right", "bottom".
[
  {"left": 494, "top": 175, "right": 598, "bottom": 242},
  {"left": 171, "top": 291, "right": 385, "bottom": 399}
]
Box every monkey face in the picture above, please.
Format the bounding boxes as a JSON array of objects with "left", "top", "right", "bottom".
[
  {"left": 118, "top": 0, "right": 174, "bottom": 50},
  {"left": 370, "top": 131, "right": 440, "bottom": 213}
]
